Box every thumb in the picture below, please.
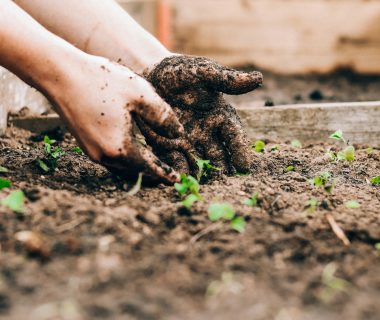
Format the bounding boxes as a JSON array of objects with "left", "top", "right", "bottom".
[
  {"left": 132, "top": 90, "right": 184, "bottom": 139},
  {"left": 209, "top": 68, "right": 263, "bottom": 95}
]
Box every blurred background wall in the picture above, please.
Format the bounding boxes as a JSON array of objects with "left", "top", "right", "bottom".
[
  {"left": 1, "top": 0, "right": 380, "bottom": 133},
  {"left": 123, "top": 0, "right": 380, "bottom": 74}
]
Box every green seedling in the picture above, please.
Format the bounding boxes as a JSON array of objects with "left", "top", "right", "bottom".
[
  {"left": 344, "top": 200, "right": 360, "bottom": 209},
  {"left": 304, "top": 198, "right": 318, "bottom": 214},
  {"left": 1, "top": 190, "right": 25, "bottom": 213},
  {"left": 253, "top": 140, "right": 266, "bottom": 153},
  {"left": 175, "top": 174, "right": 202, "bottom": 209},
  {"left": 0, "top": 166, "right": 8, "bottom": 173},
  {"left": 37, "top": 135, "right": 65, "bottom": 172},
  {"left": 309, "top": 172, "right": 336, "bottom": 193},
  {"left": 370, "top": 176, "right": 380, "bottom": 185},
  {"left": 243, "top": 192, "right": 259, "bottom": 207},
  {"left": 270, "top": 145, "right": 280, "bottom": 152},
  {"left": 375, "top": 243, "right": 380, "bottom": 250},
  {"left": 329, "top": 130, "right": 346, "bottom": 144},
  {"left": 230, "top": 217, "right": 246, "bottom": 233},
  {"left": 291, "top": 139, "right": 302, "bottom": 148},
  {"left": 366, "top": 147, "right": 373, "bottom": 154},
  {"left": 285, "top": 165, "right": 295, "bottom": 172},
  {"left": 0, "top": 179, "right": 11, "bottom": 190},
  {"left": 71, "top": 147, "right": 84, "bottom": 155},
  {"left": 196, "top": 159, "right": 220, "bottom": 181},
  {"left": 208, "top": 203, "right": 246, "bottom": 233},
  {"left": 337, "top": 146, "right": 355, "bottom": 162},
  {"left": 320, "top": 263, "right": 350, "bottom": 303},
  {"left": 326, "top": 150, "right": 338, "bottom": 161}
]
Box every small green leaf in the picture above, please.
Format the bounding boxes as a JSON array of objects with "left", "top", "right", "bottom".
[
  {"left": 208, "top": 203, "right": 236, "bottom": 222},
  {"left": 366, "top": 147, "right": 373, "bottom": 154},
  {"left": 375, "top": 243, "right": 380, "bottom": 250},
  {"left": 326, "top": 151, "right": 338, "bottom": 161},
  {"left": 253, "top": 140, "right": 266, "bottom": 153},
  {"left": 44, "top": 135, "right": 56, "bottom": 145},
  {"left": 338, "top": 146, "right": 355, "bottom": 162},
  {"left": 0, "top": 166, "right": 9, "bottom": 173},
  {"left": 196, "top": 159, "right": 220, "bottom": 181},
  {"left": 270, "top": 145, "right": 280, "bottom": 152},
  {"left": 291, "top": 139, "right": 302, "bottom": 148},
  {"left": 329, "top": 130, "right": 344, "bottom": 141},
  {"left": 51, "top": 147, "right": 65, "bottom": 159},
  {"left": 304, "top": 198, "right": 318, "bottom": 214},
  {"left": 0, "top": 179, "right": 11, "bottom": 190},
  {"left": 1, "top": 190, "right": 25, "bottom": 213},
  {"left": 370, "top": 176, "right": 380, "bottom": 186},
  {"left": 181, "top": 194, "right": 200, "bottom": 209},
  {"left": 285, "top": 165, "right": 295, "bottom": 172},
  {"left": 344, "top": 201, "right": 360, "bottom": 209},
  {"left": 243, "top": 192, "right": 258, "bottom": 207},
  {"left": 231, "top": 217, "right": 246, "bottom": 233},
  {"left": 37, "top": 159, "right": 50, "bottom": 172},
  {"left": 71, "top": 147, "right": 84, "bottom": 154}
]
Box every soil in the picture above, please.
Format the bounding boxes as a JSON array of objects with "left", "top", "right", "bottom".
[{"left": 0, "top": 124, "right": 379, "bottom": 320}]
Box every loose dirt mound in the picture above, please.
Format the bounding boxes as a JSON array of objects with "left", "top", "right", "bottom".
[{"left": 0, "top": 126, "right": 379, "bottom": 320}]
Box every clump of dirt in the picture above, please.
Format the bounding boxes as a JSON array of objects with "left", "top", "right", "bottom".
[
  {"left": 139, "top": 55, "right": 263, "bottom": 176},
  {"left": 0, "top": 126, "right": 379, "bottom": 320}
]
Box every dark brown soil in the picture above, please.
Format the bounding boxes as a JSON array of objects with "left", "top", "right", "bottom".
[{"left": 1, "top": 121, "right": 380, "bottom": 320}]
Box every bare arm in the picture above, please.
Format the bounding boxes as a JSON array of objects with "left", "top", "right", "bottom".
[{"left": 13, "top": 0, "right": 171, "bottom": 73}]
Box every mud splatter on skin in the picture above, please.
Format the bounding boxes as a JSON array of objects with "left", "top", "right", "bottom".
[{"left": 141, "top": 55, "right": 263, "bottom": 175}]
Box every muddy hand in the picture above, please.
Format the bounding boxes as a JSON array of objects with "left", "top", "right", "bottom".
[{"left": 140, "top": 55, "right": 263, "bottom": 175}]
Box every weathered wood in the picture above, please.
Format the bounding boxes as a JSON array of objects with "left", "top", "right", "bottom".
[
  {"left": 237, "top": 101, "right": 380, "bottom": 146},
  {"left": 172, "top": 0, "right": 380, "bottom": 74},
  {"left": 8, "top": 101, "right": 380, "bottom": 147}
]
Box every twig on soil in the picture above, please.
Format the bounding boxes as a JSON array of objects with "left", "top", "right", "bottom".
[
  {"left": 56, "top": 216, "right": 87, "bottom": 233},
  {"left": 326, "top": 213, "right": 350, "bottom": 246},
  {"left": 127, "top": 172, "right": 143, "bottom": 196},
  {"left": 189, "top": 221, "right": 223, "bottom": 246}
]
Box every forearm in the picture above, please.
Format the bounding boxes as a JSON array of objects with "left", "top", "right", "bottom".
[
  {"left": 14, "top": 0, "right": 171, "bottom": 73},
  {"left": 0, "top": 0, "right": 84, "bottom": 95}
]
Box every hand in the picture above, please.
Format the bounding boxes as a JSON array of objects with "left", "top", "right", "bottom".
[
  {"left": 138, "top": 55, "right": 263, "bottom": 175},
  {"left": 47, "top": 55, "right": 183, "bottom": 184}
]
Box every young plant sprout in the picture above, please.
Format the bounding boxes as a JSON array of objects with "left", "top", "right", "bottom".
[
  {"left": 329, "top": 130, "right": 346, "bottom": 144},
  {"left": 126, "top": 172, "right": 143, "bottom": 196},
  {"left": 370, "top": 176, "right": 380, "bottom": 185},
  {"left": 270, "top": 145, "right": 280, "bottom": 152},
  {"left": 243, "top": 192, "right": 259, "bottom": 207},
  {"left": 375, "top": 243, "right": 380, "bottom": 250},
  {"left": 195, "top": 159, "right": 220, "bottom": 181},
  {"left": 0, "top": 178, "right": 11, "bottom": 190},
  {"left": 344, "top": 200, "right": 360, "bottom": 209},
  {"left": 328, "top": 130, "right": 355, "bottom": 162},
  {"left": 304, "top": 198, "right": 318, "bottom": 214},
  {"left": 291, "top": 139, "right": 302, "bottom": 148},
  {"left": 1, "top": 190, "right": 25, "bottom": 213},
  {"left": 71, "top": 146, "right": 84, "bottom": 155},
  {"left": 175, "top": 174, "right": 202, "bottom": 209},
  {"left": 208, "top": 203, "right": 246, "bottom": 233},
  {"left": 337, "top": 146, "right": 355, "bottom": 162},
  {"left": 37, "top": 135, "right": 65, "bottom": 172},
  {"left": 253, "top": 140, "right": 266, "bottom": 153},
  {"left": 0, "top": 166, "right": 9, "bottom": 173},
  {"left": 285, "top": 165, "right": 295, "bottom": 172},
  {"left": 320, "top": 262, "right": 350, "bottom": 303},
  {"left": 366, "top": 147, "right": 373, "bottom": 154},
  {"left": 309, "top": 172, "right": 336, "bottom": 193}
]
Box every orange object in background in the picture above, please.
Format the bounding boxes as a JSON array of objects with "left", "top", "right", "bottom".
[{"left": 157, "top": 0, "right": 171, "bottom": 49}]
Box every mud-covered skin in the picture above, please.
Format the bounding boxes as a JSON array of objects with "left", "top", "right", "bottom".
[{"left": 140, "top": 55, "right": 263, "bottom": 174}]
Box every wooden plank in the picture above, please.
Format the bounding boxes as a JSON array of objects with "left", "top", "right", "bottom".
[
  {"left": 237, "top": 101, "right": 380, "bottom": 146},
  {"left": 9, "top": 101, "right": 380, "bottom": 147},
  {"left": 172, "top": 0, "right": 380, "bottom": 74}
]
